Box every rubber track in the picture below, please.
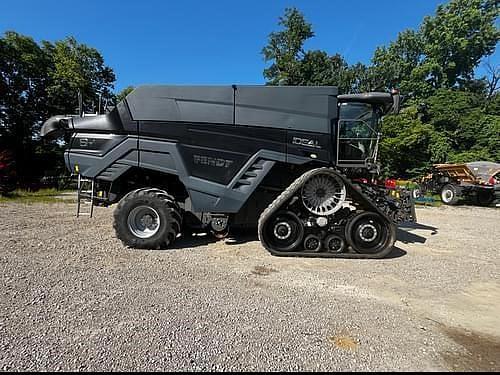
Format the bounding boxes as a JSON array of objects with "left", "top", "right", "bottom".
[{"left": 257, "top": 168, "right": 396, "bottom": 259}]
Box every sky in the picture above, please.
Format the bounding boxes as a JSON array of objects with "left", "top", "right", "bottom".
[{"left": 0, "top": 0, "right": 498, "bottom": 92}]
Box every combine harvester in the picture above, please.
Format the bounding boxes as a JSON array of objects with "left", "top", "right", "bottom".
[{"left": 41, "top": 85, "right": 416, "bottom": 258}]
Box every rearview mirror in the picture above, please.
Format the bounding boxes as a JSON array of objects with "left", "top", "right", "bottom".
[{"left": 391, "top": 89, "right": 401, "bottom": 114}]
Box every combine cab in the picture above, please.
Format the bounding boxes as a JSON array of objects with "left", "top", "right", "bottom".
[{"left": 41, "top": 85, "right": 415, "bottom": 258}]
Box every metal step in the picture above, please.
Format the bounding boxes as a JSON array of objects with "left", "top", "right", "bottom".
[{"left": 76, "top": 174, "right": 94, "bottom": 218}]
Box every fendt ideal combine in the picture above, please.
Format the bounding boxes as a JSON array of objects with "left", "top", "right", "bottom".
[{"left": 41, "top": 85, "right": 416, "bottom": 259}]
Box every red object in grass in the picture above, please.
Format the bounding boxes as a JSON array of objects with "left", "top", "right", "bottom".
[{"left": 385, "top": 178, "right": 397, "bottom": 190}]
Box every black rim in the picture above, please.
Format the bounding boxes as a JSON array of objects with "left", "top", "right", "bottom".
[
  {"left": 264, "top": 211, "right": 304, "bottom": 252},
  {"left": 304, "top": 234, "right": 322, "bottom": 252},
  {"left": 324, "top": 234, "right": 345, "bottom": 253},
  {"left": 347, "top": 213, "right": 391, "bottom": 254}
]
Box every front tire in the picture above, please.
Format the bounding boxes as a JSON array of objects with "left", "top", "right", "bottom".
[
  {"left": 114, "top": 188, "right": 182, "bottom": 249},
  {"left": 440, "top": 184, "right": 460, "bottom": 205}
]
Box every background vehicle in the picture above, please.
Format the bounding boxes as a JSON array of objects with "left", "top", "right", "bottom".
[
  {"left": 41, "top": 85, "right": 415, "bottom": 258},
  {"left": 420, "top": 162, "right": 500, "bottom": 206}
]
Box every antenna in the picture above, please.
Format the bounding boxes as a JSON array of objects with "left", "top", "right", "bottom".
[{"left": 78, "top": 90, "right": 83, "bottom": 117}]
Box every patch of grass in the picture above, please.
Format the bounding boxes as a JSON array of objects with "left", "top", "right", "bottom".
[{"left": 0, "top": 188, "right": 75, "bottom": 204}]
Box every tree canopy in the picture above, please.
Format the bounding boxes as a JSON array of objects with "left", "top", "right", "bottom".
[
  {"left": 262, "top": 0, "right": 500, "bottom": 178},
  {"left": 0, "top": 31, "right": 116, "bottom": 184}
]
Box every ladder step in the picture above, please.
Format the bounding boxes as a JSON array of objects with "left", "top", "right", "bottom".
[{"left": 76, "top": 174, "right": 95, "bottom": 218}]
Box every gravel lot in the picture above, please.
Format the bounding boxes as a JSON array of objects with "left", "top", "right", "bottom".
[{"left": 1, "top": 202, "right": 499, "bottom": 371}]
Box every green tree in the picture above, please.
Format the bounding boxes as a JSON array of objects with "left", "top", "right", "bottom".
[
  {"left": 0, "top": 31, "right": 116, "bottom": 184},
  {"left": 371, "top": 30, "right": 425, "bottom": 93},
  {"left": 424, "top": 89, "right": 499, "bottom": 160},
  {"left": 262, "top": 8, "right": 364, "bottom": 92},
  {"left": 374, "top": 0, "right": 499, "bottom": 97},
  {"left": 0, "top": 32, "right": 52, "bottom": 183},
  {"left": 116, "top": 85, "right": 135, "bottom": 103},
  {"left": 347, "top": 62, "right": 375, "bottom": 93},
  {"left": 299, "top": 52, "right": 353, "bottom": 92},
  {"left": 379, "top": 107, "right": 451, "bottom": 178},
  {"left": 46, "top": 36, "right": 116, "bottom": 115},
  {"left": 375, "top": 0, "right": 500, "bottom": 176},
  {"left": 421, "top": 0, "right": 499, "bottom": 89},
  {"left": 262, "top": 7, "right": 314, "bottom": 85}
]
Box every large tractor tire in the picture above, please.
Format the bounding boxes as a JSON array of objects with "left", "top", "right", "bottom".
[
  {"left": 114, "top": 188, "right": 182, "bottom": 249},
  {"left": 440, "top": 184, "right": 460, "bottom": 205}
]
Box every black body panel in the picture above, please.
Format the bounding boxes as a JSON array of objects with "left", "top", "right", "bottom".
[{"left": 140, "top": 121, "right": 288, "bottom": 185}]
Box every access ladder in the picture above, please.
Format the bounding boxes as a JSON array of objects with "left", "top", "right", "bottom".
[{"left": 76, "top": 174, "right": 95, "bottom": 218}]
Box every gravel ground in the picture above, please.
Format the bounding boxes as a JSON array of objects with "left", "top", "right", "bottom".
[{"left": 0, "top": 202, "right": 499, "bottom": 371}]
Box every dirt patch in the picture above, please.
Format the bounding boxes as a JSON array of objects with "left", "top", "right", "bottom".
[
  {"left": 441, "top": 326, "right": 500, "bottom": 371},
  {"left": 251, "top": 265, "right": 278, "bottom": 276},
  {"left": 328, "top": 335, "right": 359, "bottom": 351}
]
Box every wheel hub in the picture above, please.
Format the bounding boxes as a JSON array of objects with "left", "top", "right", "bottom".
[
  {"left": 316, "top": 188, "right": 326, "bottom": 198},
  {"left": 141, "top": 215, "right": 155, "bottom": 229},
  {"left": 274, "top": 222, "right": 292, "bottom": 240},
  {"left": 325, "top": 235, "right": 345, "bottom": 253},
  {"left": 359, "top": 223, "right": 377, "bottom": 242},
  {"left": 301, "top": 173, "right": 346, "bottom": 216},
  {"left": 304, "top": 234, "right": 321, "bottom": 252},
  {"left": 127, "top": 205, "right": 161, "bottom": 239},
  {"left": 442, "top": 190, "right": 453, "bottom": 202}
]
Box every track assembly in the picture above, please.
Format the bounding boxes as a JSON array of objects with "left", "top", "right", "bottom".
[{"left": 258, "top": 168, "right": 397, "bottom": 259}]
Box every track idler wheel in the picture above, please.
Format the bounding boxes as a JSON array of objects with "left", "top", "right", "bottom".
[
  {"left": 262, "top": 211, "right": 304, "bottom": 252},
  {"left": 304, "top": 234, "right": 322, "bottom": 252},
  {"left": 345, "top": 212, "right": 395, "bottom": 256},
  {"left": 324, "top": 234, "right": 346, "bottom": 253}
]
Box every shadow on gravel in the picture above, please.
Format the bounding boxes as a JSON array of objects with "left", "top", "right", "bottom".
[
  {"left": 170, "top": 229, "right": 408, "bottom": 260},
  {"left": 397, "top": 222, "right": 438, "bottom": 245},
  {"left": 169, "top": 228, "right": 259, "bottom": 250},
  {"left": 169, "top": 233, "right": 220, "bottom": 249},
  {"left": 386, "top": 246, "right": 407, "bottom": 259}
]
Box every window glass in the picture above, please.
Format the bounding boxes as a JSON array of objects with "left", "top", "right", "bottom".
[
  {"left": 339, "top": 103, "right": 377, "bottom": 139},
  {"left": 338, "top": 103, "right": 379, "bottom": 162}
]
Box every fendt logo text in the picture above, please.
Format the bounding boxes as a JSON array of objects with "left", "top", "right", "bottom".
[{"left": 193, "top": 155, "right": 234, "bottom": 168}]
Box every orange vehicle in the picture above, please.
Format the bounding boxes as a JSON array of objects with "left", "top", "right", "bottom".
[{"left": 420, "top": 162, "right": 500, "bottom": 206}]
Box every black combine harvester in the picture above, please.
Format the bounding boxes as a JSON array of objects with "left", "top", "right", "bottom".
[{"left": 41, "top": 85, "right": 416, "bottom": 258}]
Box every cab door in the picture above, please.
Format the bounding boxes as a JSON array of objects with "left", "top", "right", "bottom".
[{"left": 336, "top": 102, "right": 380, "bottom": 168}]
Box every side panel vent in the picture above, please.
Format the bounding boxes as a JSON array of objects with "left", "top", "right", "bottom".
[
  {"left": 97, "top": 162, "right": 131, "bottom": 182},
  {"left": 232, "top": 159, "right": 274, "bottom": 193}
]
